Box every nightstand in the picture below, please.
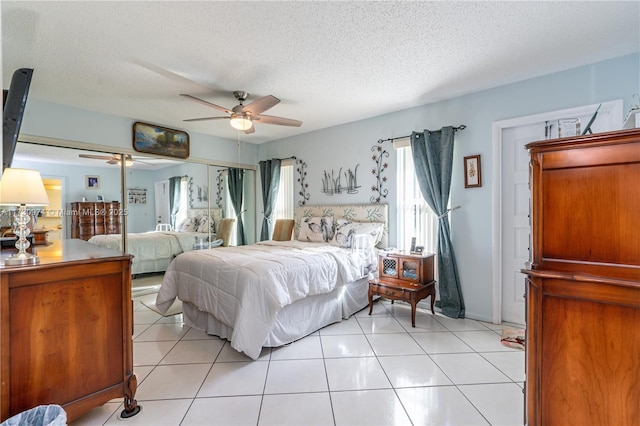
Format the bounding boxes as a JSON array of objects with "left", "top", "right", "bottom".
[{"left": 368, "top": 252, "right": 436, "bottom": 327}]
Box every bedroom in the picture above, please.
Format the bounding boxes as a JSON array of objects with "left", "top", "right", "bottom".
[{"left": 1, "top": 1, "right": 639, "bottom": 425}]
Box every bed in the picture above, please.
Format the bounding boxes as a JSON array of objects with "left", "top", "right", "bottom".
[
  {"left": 88, "top": 208, "right": 223, "bottom": 275},
  {"left": 156, "top": 204, "right": 388, "bottom": 359}
]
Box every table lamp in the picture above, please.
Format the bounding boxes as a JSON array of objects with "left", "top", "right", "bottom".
[{"left": 0, "top": 168, "right": 50, "bottom": 266}]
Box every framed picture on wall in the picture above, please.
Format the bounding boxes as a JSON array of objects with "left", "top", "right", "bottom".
[
  {"left": 133, "top": 121, "right": 190, "bottom": 159},
  {"left": 86, "top": 175, "right": 100, "bottom": 189},
  {"left": 464, "top": 155, "right": 482, "bottom": 188}
]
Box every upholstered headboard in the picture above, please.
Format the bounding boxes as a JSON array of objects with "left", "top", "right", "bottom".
[
  {"left": 187, "top": 208, "right": 223, "bottom": 231},
  {"left": 293, "top": 204, "right": 389, "bottom": 248}
]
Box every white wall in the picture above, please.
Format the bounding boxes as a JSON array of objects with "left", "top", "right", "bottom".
[{"left": 257, "top": 53, "right": 640, "bottom": 321}]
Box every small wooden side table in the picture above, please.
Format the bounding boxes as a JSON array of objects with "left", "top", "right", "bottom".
[
  {"left": 368, "top": 252, "right": 437, "bottom": 327},
  {"left": 368, "top": 278, "right": 435, "bottom": 327}
]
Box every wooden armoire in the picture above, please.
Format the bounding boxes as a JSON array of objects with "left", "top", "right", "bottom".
[
  {"left": 70, "top": 201, "right": 121, "bottom": 240},
  {"left": 523, "top": 128, "right": 640, "bottom": 425}
]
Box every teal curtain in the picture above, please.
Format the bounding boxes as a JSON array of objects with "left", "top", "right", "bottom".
[
  {"left": 410, "top": 126, "right": 465, "bottom": 318},
  {"left": 168, "top": 176, "right": 182, "bottom": 229},
  {"left": 227, "top": 168, "right": 246, "bottom": 245},
  {"left": 259, "top": 159, "right": 281, "bottom": 241}
]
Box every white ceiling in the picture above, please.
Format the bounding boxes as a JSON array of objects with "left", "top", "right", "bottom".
[{"left": 2, "top": 1, "right": 639, "bottom": 144}]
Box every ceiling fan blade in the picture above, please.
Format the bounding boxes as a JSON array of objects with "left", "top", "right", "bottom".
[
  {"left": 183, "top": 116, "right": 229, "bottom": 122},
  {"left": 242, "top": 125, "right": 255, "bottom": 135},
  {"left": 242, "top": 95, "right": 280, "bottom": 115},
  {"left": 180, "top": 94, "right": 231, "bottom": 114},
  {"left": 79, "top": 154, "right": 111, "bottom": 160},
  {"left": 106, "top": 159, "right": 118, "bottom": 165},
  {"left": 254, "top": 114, "right": 303, "bottom": 127}
]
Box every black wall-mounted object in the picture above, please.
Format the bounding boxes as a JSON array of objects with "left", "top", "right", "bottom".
[{"left": 3, "top": 68, "right": 34, "bottom": 172}]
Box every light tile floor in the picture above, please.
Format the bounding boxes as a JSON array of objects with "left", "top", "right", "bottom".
[{"left": 71, "top": 295, "right": 525, "bottom": 426}]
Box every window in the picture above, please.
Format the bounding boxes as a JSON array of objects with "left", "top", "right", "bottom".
[
  {"left": 223, "top": 173, "right": 237, "bottom": 246},
  {"left": 273, "top": 161, "right": 295, "bottom": 223},
  {"left": 165, "top": 177, "right": 189, "bottom": 229},
  {"left": 396, "top": 143, "right": 438, "bottom": 255},
  {"left": 174, "top": 178, "right": 189, "bottom": 228}
]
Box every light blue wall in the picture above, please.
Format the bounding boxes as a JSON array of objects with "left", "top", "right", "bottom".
[
  {"left": 10, "top": 158, "right": 123, "bottom": 237},
  {"left": 257, "top": 53, "right": 640, "bottom": 321},
  {"left": 16, "top": 100, "right": 259, "bottom": 234},
  {"left": 20, "top": 100, "right": 258, "bottom": 166},
  {"left": 11, "top": 53, "right": 639, "bottom": 320},
  {"left": 124, "top": 168, "right": 156, "bottom": 233}
]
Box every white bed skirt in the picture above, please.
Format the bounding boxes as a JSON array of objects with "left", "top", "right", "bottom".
[{"left": 182, "top": 277, "right": 370, "bottom": 350}]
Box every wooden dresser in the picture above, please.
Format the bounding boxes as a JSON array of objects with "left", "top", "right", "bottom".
[
  {"left": 0, "top": 239, "right": 139, "bottom": 422},
  {"left": 70, "top": 201, "right": 121, "bottom": 240},
  {"left": 523, "top": 128, "right": 640, "bottom": 425}
]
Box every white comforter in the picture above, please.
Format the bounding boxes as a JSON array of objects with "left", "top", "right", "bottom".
[
  {"left": 156, "top": 240, "right": 372, "bottom": 359},
  {"left": 88, "top": 231, "right": 210, "bottom": 263}
]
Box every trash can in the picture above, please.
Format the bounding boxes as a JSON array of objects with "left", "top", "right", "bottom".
[{"left": 0, "top": 405, "right": 66, "bottom": 426}]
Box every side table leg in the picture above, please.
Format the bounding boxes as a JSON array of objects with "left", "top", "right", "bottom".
[
  {"left": 410, "top": 298, "right": 417, "bottom": 327},
  {"left": 368, "top": 288, "right": 373, "bottom": 316},
  {"left": 429, "top": 285, "right": 436, "bottom": 314}
]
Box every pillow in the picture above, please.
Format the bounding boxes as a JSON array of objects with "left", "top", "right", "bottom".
[
  {"left": 176, "top": 216, "right": 198, "bottom": 232},
  {"left": 333, "top": 220, "right": 356, "bottom": 248},
  {"left": 332, "top": 219, "right": 384, "bottom": 248},
  {"left": 196, "top": 215, "right": 214, "bottom": 233},
  {"left": 297, "top": 216, "right": 334, "bottom": 243}
]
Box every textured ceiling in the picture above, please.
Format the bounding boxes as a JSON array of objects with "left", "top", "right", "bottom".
[{"left": 2, "top": 1, "right": 639, "bottom": 144}]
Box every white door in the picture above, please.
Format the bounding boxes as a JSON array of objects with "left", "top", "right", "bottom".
[
  {"left": 501, "top": 124, "right": 540, "bottom": 325},
  {"left": 495, "top": 100, "right": 623, "bottom": 325},
  {"left": 154, "top": 180, "right": 170, "bottom": 226}
]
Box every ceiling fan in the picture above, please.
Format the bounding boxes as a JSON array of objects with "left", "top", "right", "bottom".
[
  {"left": 180, "top": 91, "right": 302, "bottom": 134},
  {"left": 78, "top": 153, "right": 152, "bottom": 166}
]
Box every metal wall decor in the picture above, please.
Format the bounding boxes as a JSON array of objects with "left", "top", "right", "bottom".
[
  {"left": 215, "top": 170, "right": 224, "bottom": 208},
  {"left": 196, "top": 184, "right": 208, "bottom": 203},
  {"left": 296, "top": 159, "right": 310, "bottom": 206},
  {"left": 370, "top": 140, "right": 389, "bottom": 203},
  {"left": 321, "top": 165, "right": 360, "bottom": 196},
  {"left": 344, "top": 165, "right": 360, "bottom": 194},
  {"left": 127, "top": 188, "right": 147, "bottom": 205},
  {"left": 187, "top": 176, "right": 194, "bottom": 208}
]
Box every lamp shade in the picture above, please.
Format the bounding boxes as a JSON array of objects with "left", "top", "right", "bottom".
[
  {"left": 229, "top": 114, "right": 252, "bottom": 131},
  {"left": 0, "top": 168, "right": 50, "bottom": 206}
]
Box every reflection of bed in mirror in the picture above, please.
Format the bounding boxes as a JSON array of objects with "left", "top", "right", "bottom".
[
  {"left": 88, "top": 208, "right": 224, "bottom": 275},
  {"left": 156, "top": 204, "right": 388, "bottom": 359}
]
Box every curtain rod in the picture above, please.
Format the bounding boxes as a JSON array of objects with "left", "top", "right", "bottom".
[
  {"left": 378, "top": 125, "right": 466, "bottom": 143},
  {"left": 259, "top": 156, "right": 297, "bottom": 162}
]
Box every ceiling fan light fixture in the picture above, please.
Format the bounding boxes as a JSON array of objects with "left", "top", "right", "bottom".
[
  {"left": 229, "top": 113, "right": 252, "bottom": 131},
  {"left": 116, "top": 154, "right": 134, "bottom": 167}
]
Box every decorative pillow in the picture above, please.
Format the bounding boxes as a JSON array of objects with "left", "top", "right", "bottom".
[
  {"left": 176, "top": 216, "right": 198, "bottom": 232},
  {"left": 332, "top": 219, "right": 384, "bottom": 248},
  {"left": 297, "top": 216, "right": 334, "bottom": 243},
  {"left": 196, "top": 215, "right": 214, "bottom": 233}
]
